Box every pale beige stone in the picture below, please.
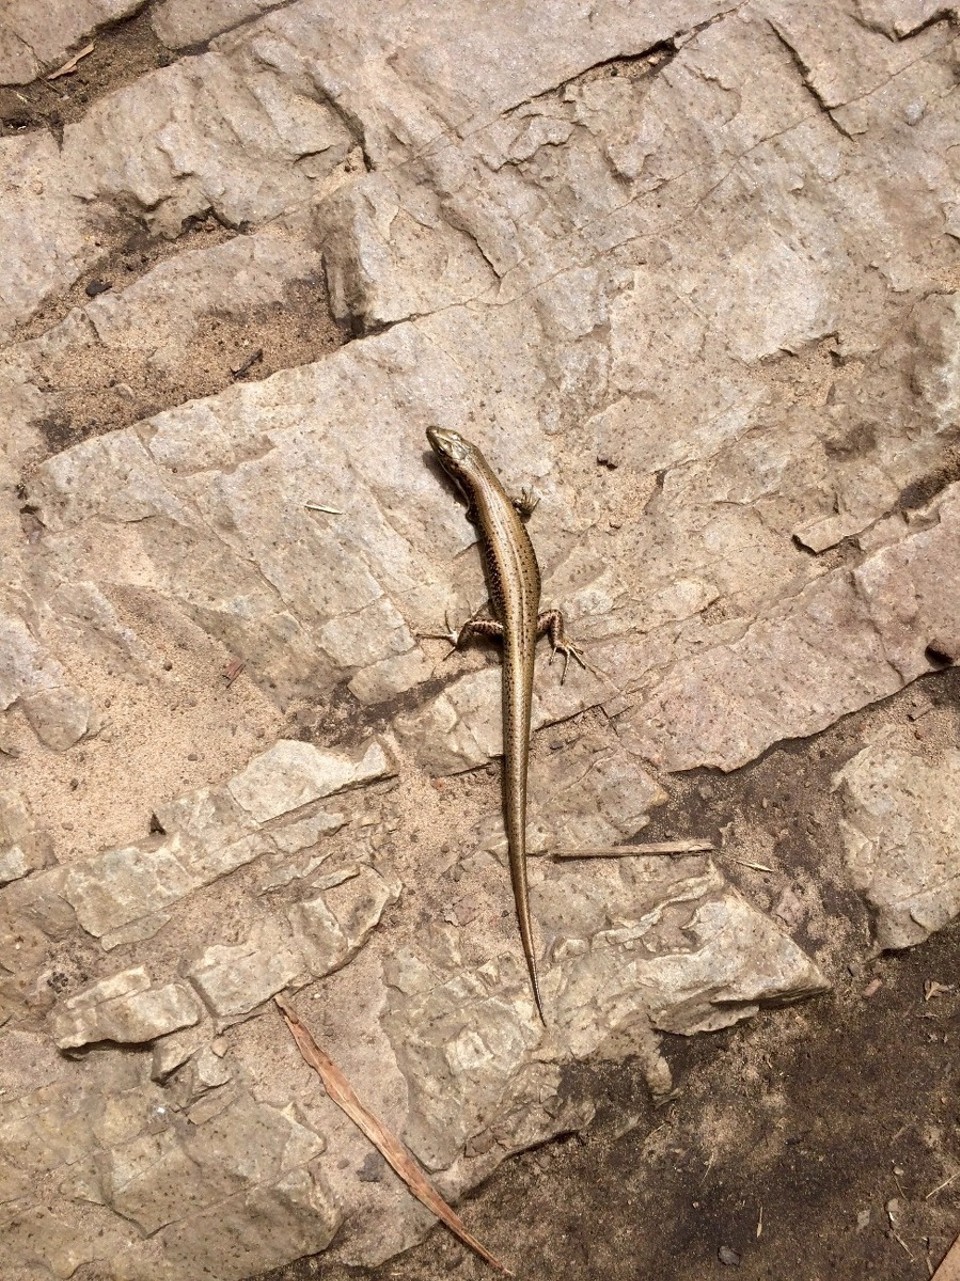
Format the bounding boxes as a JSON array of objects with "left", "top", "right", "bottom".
[
  {"left": 1, "top": 1, "right": 959, "bottom": 1277},
  {"left": 64, "top": 840, "right": 199, "bottom": 939},
  {"left": 51, "top": 967, "right": 203, "bottom": 1049},
  {"left": 0, "top": 0, "right": 146, "bottom": 85},
  {"left": 187, "top": 923, "right": 306, "bottom": 1020},
  {"left": 836, "top": 725, "right": 960, "bottom": 949},
  {"left": 227, "top": 739, "right": 392, "bottom": 824}
]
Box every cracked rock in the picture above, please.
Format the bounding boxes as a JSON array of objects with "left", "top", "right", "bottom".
[
  {"left": 0, "top": 610, "right": 97, "bottom": 752},
  {"left": 190, "top": 1045, "right": 233, "bottom": 1093},
  {"left": 288, "top": 864, "right": 400, "bottom": 977},
  {"left": 630, "top": 482, "right": 960, "bottom": 772},
  {"left": 151, "top": 1166, "right": 340, "bottom": 1281},
  {"left": 2, "top": 0, "right": 960, "bottom": 1277},
  {"left": 0, "top": 792, "right": 50, "bottom": 886},
  {"left": 384, "top": 858, "right": 827, "bottom": 1174},
  {"left": 150, "top": 1027, "right": 206, "bottom": 1083},
  {"left": 100, "top": 1090, "right": 330, "bottom": 1256},
  {"left": 188, "top": 921, "right": 308, "bottom": 1023},
  {"left": 0, "top": 0, "right": 146, "bottom": 85},
  {"left": 58, "top": 739, "right": 385, "bottom": 950},
  {"left": 761, "top": 0, "right": 950, "bottom": 116},
  {"left": 0, "top": 228, "right": 326, "bottom": 456},
  {"left": 64, "top": 837, "right": 202, "bottom": 943},
  {"left": 188, "top": 863, "right": 399, "bottom": 1022},
  {"left": 50, "top": 966, "right": 203, "bottom": 1049},
  {"left": 227, "top": 738, "right": 393, "bottom": 824}
]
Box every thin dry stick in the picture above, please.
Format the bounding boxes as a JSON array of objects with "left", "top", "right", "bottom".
[
  {"left": 927, "top": 1170, "right": 960, "bottom": 1200},
  {"left": 47, "top": 43, "right": 94, "bottom": 79},
  {"left": 275, "top": 995, "right": 513, "bottom": 1276},
  {"left": 554, "top": 839, "right": 715, "bottom": 858},
  {"left": 891, "top": 1230, "right": 915, "bottom": 1262}
]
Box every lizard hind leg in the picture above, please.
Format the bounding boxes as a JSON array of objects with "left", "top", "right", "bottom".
[
  {"left": 537, "top": 609, "right": 592, "bottom": 685},
  {"left": 456, "top": 616, "right": 505, "bottom": 646}
]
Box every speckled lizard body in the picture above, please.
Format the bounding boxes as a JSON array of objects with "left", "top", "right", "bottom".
[{"left": 426, "top": 426, "right": 585, "bottom": 1022}]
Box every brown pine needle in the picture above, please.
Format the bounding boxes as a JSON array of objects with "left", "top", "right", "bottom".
[
  {"left": 554, "top": 839, "right": 714, "bottom": 858},
  {"left": 275, "top": 994, "right": 513, "bottom": 1276}
]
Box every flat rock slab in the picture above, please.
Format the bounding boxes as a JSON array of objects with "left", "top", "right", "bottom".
[
  {"left": 0, "top": 1, "right": 147, "bottom": 86},
  {"left": 385, "top": 856, "right": 827, "bottom": 1175},
  {"left": 228, "top": 739, "right": 393, "bottom": 824}
]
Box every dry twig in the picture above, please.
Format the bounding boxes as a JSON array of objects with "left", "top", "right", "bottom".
[
  {"left": 275, "top": 994, "right": 513, "bottom": 1275},
  {"left": 926, "top": 1170, "right": 960, "bottom": 1200},
  {"left": 47, "top": 43, "right": 94, "bottom": 79},
  {"left": 222, "top": 657, "right": 245, "bottom": 686},
  {"left": 553, "top": 838, "right": 714, "bottom": 858}
]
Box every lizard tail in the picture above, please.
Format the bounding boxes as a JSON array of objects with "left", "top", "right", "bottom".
[
  {"left": 522, "top": 930, "right": 546, "bottom": 1026},
  {"left": 509, "top": 841, "right": 546, "bottom": 1025}
]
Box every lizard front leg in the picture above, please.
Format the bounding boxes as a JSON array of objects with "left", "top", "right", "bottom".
[{"left": 512, "top": 488, "right": 540, "bottom": 521}]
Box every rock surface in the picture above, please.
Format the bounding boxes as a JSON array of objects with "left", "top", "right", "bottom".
[
  {"left": 1, "top": 0, "right": 959, "bottom": 1277},
  {"left": 0, "top": 791, "right": 50, "bottom": 885},
  {"left": 0, "top": 0, "right": 146, "bottom": 85},
  {"left": 51, "top": 965, "right": 202, "bottom": 1049},
  {"left": 836, "top": 724, "right": 960, "bottom": 950}
]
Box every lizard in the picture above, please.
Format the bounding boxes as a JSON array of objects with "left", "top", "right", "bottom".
[{"left": 425, "top": 425, "right": 586, "bottom": 1022}]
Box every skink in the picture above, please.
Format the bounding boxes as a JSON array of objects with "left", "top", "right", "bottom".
[{"left": 426, "top": 426, "right": 585, "bottom": 1022}]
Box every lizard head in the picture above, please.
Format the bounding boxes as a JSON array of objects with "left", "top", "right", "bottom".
[{"left": 426, "top": 426, "right": 477, "bottom": 481}]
